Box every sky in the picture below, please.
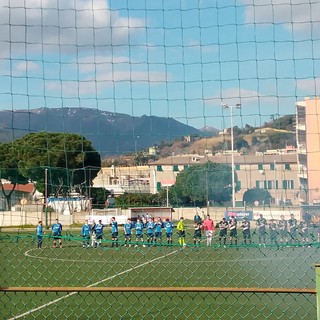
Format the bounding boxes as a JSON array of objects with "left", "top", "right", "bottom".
[{"left": 0, "top": 0, "right": 319, "bottom": 131}]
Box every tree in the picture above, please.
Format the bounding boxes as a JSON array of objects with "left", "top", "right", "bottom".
[
  {"left": 169, "top": 161, "right": 235, "bottom": 207},
  {"left": 234, "top": 137, "right": 250, "bottom": 151},
  {"left": 0, "top": 143, "right": 29, "bottom": 210},
  {"left": 243, "top": 188, "right": 271, "bottom": 206},
  {"left": 0, "top": 132, "right": 101, "bottom": 208}
]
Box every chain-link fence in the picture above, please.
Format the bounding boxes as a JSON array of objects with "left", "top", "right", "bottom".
[{"left": 1, "top": 224, "right": 318, "bottom": 319}]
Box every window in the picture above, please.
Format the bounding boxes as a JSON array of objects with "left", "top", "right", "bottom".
[
  {"left": 236, "top": 180, "right": 241, "bottom": 190},
  {"left": 256, "top": 180, "right": 264, "bottom": 188},
  {"left": 173, "top": 165, "right": 179, "bottom": 172},
  {"left": 270, "top": 163, "right": 275, "bottom": 170},
  {"left": 156, "top": 165, "right": 163, "bottom": 172},
  {"left": 258, "top": 164, "right": 263, "bottom": 171},
  {"left": 283, "top": 180, "right": 294, "bottom": 190},
  {"left": 184, "top": 165, "right": 189, "bottom": 170},
  {"left": 235, "top": 164, "right": 240, "bottom": 170},
  {"left": 285, "top": 164, "right": 291, "bottom": 171},
  {"left": 267, "top": 180, "right": 273, "bottom": 189},
  {"left": 157, "top": 182, "right": 162, "bottom": 191}
]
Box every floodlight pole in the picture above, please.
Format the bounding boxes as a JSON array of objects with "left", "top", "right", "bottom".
[
  {"left": 222, "top": 103, "right": 241, "bottom": 209},
  {"left": 44, "top": 168, "right": 48, "bottom": 229}
]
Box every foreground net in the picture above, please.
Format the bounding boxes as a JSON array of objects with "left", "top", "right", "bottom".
[{"left": 1, "top": 0, "right": 320, "bottom": 319}]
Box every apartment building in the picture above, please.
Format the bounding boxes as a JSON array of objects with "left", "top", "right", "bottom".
[
  {"left": 296, "top": 97, "right": 320, "bottom": 205},
  {"left": 92, "top": 165, "right": 150, "bottom": 195},
  {"left": 149, "top": 153, "right": 299, "bottom": 206}
]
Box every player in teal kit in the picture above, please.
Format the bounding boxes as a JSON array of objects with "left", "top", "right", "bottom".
[
  {"left": 164, "top": 218, "right": 173, "bottom": 246},
  {"left": 36, "top": 221, "right": 44, "bottom": 249},
  {"left": 146, "top": 217, "right": 155, "bottom": 246},
  {"left": 110, "top": 217, "right": 118, "bottom": 247},
  {"left": 154, "top": 217, "right": 164, "bottom": 245},
  {"left": 124, "top": 218, "right": 133, "bottom": 247},
  {"left": 52, "top": 218, "right": 62, "bottom": 248},
  {"left": 81, "top": 220, "right": 91, "bottom": 248},
  {"left": 135, "top": 218, "right": 145, "bottom": 247},
  {"left": 94, "top": 220, "right": 105, "bottom": 247}
]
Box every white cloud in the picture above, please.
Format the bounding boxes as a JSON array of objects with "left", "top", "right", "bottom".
[
  {"left": 204, "top": 88, "right": 277, "bottom": 107},
  {"left": 241, "top": 0, "right": 320, "bottom": 33},
  {"left": 0, "top": 0, "right": 145, "bottom": 57},
  {"left": 14, "top": 61, "right": 39, "bottom": 74},
  {"left": 296, "top": 78, "right": 320, "bottom": 94}
]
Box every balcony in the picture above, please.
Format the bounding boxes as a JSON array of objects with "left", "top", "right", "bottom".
[{"left": 296, "top": 123, "right": 306, "bottom": 131}]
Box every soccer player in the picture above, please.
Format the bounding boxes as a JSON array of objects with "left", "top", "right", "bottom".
[
  {"left": 269, "top": 219, "right": 278, "bottom": 246},
  {"left": 193, "top": 221, "right": 202, "bottom": 247},
  {"left": 134, "top": 218, "right": 145, "bottom": 247},
  {"left": 110, "top": 217, "right": 118, "bottom": 247},
  {"left": 146, "top": 217, "right": 155, "bottom": 246},
  {"left": 218, "top": 218, "right": 228, "bottom": 246},
  {"left": 52, "top": 218, "right": 62, "bottom": 248},
  {"left": 241, "top": 217, "right": 251, "bottom": 245},
  {"left": 176, "top": 217, "right": 186, "bottom": 248},
  {"left": 36, "top": 220, "right": 44, "bottom": 249},
  {"left": 300, "top": 219, "right": 310, "bottom": 246},
  {"left": 81, "top": 220, "right": 91, "bottom": 248},
  {"left": 288, "top": 214, "right": 298, "bottom": 244},
  {"left": 164, "top": 218, "right": 173, "bottom": 246},
  {"left": 203, "top": 215, "right": 214, "bottom": 247},
  {"left": 123, "top": 218, "right": 133, "bottom": 247},
  {"left": 154, "top": 217, "right": 164, "bottom": 245},
  {"left": 229, "top": 216, "right": 238, "bottom": 246},
  {"left": 278, "top": 215, "right": 288, "bottom": 245},
  {"left": 94, "top": 220, "right": 105, "bottom": 247},
  {"left": 256, "top": 214, "right": 267, "bottom": 246}
]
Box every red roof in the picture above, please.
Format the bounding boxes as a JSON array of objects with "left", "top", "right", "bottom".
[{"left": 1, "top": 183, "right": 35, "bottom": 193}]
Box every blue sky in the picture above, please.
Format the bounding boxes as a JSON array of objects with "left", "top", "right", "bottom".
[{"left": 0, "top": 0, "right": 319, "bottom": 130}]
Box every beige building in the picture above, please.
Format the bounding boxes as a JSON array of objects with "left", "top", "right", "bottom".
[
  {"left": 296, "top": 97, "right": 320, "bottom": 205},
  {"left": 149, "top": 154, "right": 299, "bottom": 206},
  {"left": 92, "top": 165, "right": 150, "bottom": 195}
]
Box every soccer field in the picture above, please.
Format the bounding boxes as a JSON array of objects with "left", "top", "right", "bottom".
[{"left": 0, "top": 230, "right": 318, "bottom": 319}]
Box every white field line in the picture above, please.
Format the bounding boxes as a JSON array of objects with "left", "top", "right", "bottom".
[{"left": 10, "top": 249, "right": 178, "bottom": 320}]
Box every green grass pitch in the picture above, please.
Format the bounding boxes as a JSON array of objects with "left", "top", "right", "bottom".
[{"left": 0, "top": 228, "right": 318, "bottom": 319}]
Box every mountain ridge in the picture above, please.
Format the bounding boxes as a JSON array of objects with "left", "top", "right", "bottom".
[{"left": 0, "top": 107, "right": 205, "bottom": 157}]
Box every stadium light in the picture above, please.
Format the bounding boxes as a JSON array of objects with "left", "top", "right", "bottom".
[{"left": 222, "top": 103, "right": 241, "bottom": 208}]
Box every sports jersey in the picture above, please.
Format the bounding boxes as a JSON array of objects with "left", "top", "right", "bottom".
[
  {"left": 229, "top": 219, "right": 237, "bottom": 230},
  {"left": 278, "top": 219, "right": 287, "bottom": 231},
  {"left": 219, "top": 220, "right": 228, "bottom": 231},
  {"left": 241, "top": 220, "right": 250, "bottom": 232},
  {"left": 164, "top": 221, "right": 173, "bottom": 234},
  {"left": 256, "top": 217, "right": 267, "bottom": 228},
  {"left": 94, "top": 223, "right": 104, "bottom": 236},
  {"left": 194, "top": 223, "right": 202, "bottom": 237},
  {"left": 288, "top": 218, "right": 298, "bottom": 230},
  {"left": 176, "top": 220, "right": 185, "bottom": 231},
  {"left": 203, "top": 218, "right": 214, "bottom": 231},
  {"left": 124, "top": 222, "right": 133, "bottom": 235},
  {"left": 154, "top": 221, "right": 163, "bottom": 233},
  {"left": 146, "top": 221, "right": 155, "bottom": 235},
  {"left": 52, "top": 223, "right": 62, "bottom": 235},
  {"left": 300, "top": 221, "right": 309, "bottom": 235},
  {"left": 82, "top": 223, "right": 91, "bottom": 236},
  {"left": 110, "top": 221, "right": 118, "bottom": 233},
  {"left": 135, "top": 221, "right": 144, "bottom": 235},
  {"left": 269, "top": 222, "right": 277, "bottom": 239},
  {"left": 36, "top": 224, "right": 43, "bottom": 236}
]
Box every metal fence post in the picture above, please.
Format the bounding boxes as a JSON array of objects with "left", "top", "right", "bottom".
[{"left": 316, "top": 264, "right": 320, "bottom": 320}]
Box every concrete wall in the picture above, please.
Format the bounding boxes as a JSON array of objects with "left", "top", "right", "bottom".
[{"left": 0, "top": 206, "right": 302, "bottom": 227}]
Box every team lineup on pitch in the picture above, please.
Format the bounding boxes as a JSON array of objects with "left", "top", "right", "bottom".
[{"left": 36, "top": 211, "right": 320, "bottom": 250}]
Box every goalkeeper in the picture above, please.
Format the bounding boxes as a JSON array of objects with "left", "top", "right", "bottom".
[{"left": 176, "top": 217, "right": 186, "bottom": 248}]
